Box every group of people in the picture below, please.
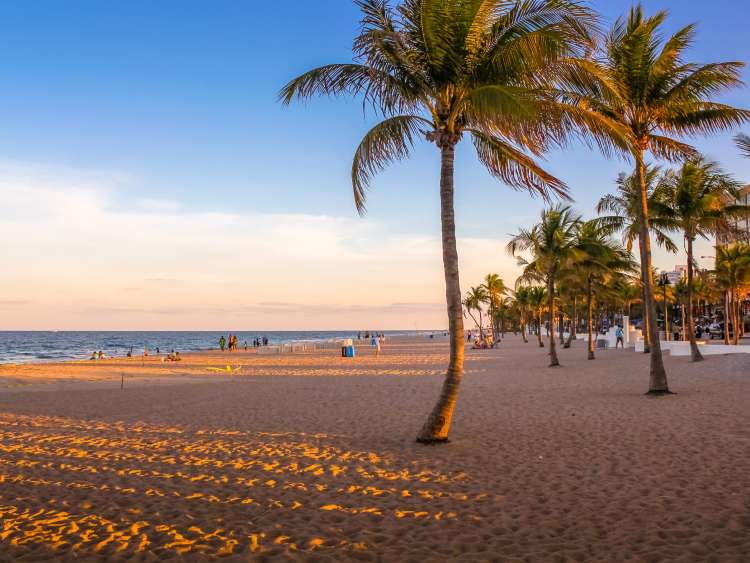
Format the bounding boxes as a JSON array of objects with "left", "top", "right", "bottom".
[
  {"left": 89, "top": 350, "right": 107, "bottom": 360},
  {"left": 219, "top": 334, "right": 239, "bottom": 351},
  {"left": 358, "top": 331, "right": 384, "bottom": 340},
  {"left": 219, "top": 334, "right": 269, "bottom": 352}
]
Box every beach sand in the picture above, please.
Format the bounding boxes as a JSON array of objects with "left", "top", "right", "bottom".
[{"left": 0, "top": 336, "right": 748, "bottom": 562}]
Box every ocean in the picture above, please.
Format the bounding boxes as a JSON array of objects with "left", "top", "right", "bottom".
[{"left": 0, "top": 331, "right": 433, "bottom": 364}]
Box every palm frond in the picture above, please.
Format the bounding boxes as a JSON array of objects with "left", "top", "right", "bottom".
[
  {"left": 351, "top": 115, "right": 432, "bottom": 214},
  {"left": 469, "top": 128, "right": 568, "bottom": 201}
]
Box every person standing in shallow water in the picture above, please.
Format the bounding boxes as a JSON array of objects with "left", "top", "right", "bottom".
[{"left": 219, "top": 335, "right": 226, "bottom": 351}]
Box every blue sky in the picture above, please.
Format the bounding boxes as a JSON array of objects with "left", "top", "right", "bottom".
[{"left": 0, "top": 1, "right": 748, "bottom": 329}]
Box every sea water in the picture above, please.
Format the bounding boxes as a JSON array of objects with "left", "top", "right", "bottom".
[{"left": 0, "top": 331, "right": 433, "bottom": 364}]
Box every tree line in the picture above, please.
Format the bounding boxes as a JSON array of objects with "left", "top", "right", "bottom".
[{"left": 282, "top": 1, "right": 750, "bottom": 443}]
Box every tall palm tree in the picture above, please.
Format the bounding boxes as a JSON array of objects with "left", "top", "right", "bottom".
[
  {"left": 482, "top": 274, "right": 507, "bottom": 342},
  {"left": 597, "top": 167, "right": 677, "bottom": 353},
  {"left": 557, "top": 274, "right": 584, "bottom": 348},
  {"left": 463, "top": 285, "right": 488, "bottom": 337},
  {"left": 662, "top": 158, "right": 748, "bottom": 360},
  {"left": 572, "top": 219, "right": 635, "bottom": 359},
  {"left": 526, "top": 285, "right": 547, "bottom": 348},
  {"left": 656, "top": 273, "right": 674, "bottom": 341},
  {"left": 509, "top": 206, "right": 582, "bottom": 366},
  {"left": 714, "top": 243, "right": 750, "bottom": 345},
  {"left": 280, "top": 0, "right": 603, "bottom": 443},
  {"left": 512, "top": 286, "right": 532, "bottom": 344},
  {"left": 575, "top": 4, "right": 750, "bottom": 393}
]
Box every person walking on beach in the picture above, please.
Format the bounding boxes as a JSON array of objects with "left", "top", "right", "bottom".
[
  {"left": 219, "top": 335, "right": 226, "bottom": 351},
  {"left": 615, "top": 325, "right": 624, "bottom": 349},
  {"left": 371, "top": 336, "right": 381, "bottom": 356}
]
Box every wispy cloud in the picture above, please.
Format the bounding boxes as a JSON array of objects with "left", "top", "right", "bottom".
[{"left": 0, "top": 161, "right": 521, "bottom": 330}]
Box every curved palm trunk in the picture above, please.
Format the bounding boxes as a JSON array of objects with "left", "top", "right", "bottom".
[
  {"left": 521, "top": 318, "right": 528, "bottom": 343},
  {"left": 417, "top": 142, "right": 464, "bottom": 443},
  {"left": 587, "top": 277, "right": 595, "bottom": 360},
  {"left": 635, "top": 154, "right": 669, "bottom": 394},
  {"left": 686, "top": 237, "right": 703, "bottom": 361},
  {"left": 548, "top": 277, "right": 560, "bottom": 367}
]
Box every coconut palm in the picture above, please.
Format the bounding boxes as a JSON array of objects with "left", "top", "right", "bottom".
[
  {"left": 572, "top": 219, "right": 635, "bottom": 359},
  {"left": 463, "top": 285, "right": 488, "bottom": 337},
  {"left": 736, "top": 133, "right": 750, "bottom": 159},
  {"left": 509, "top": 205, "right": 582, "bottom": 366},
  {"left": 597, "top": 167, "right": 677, "bottom": 353},
  {"left": 573, "top": 4, "right": 750, "bottom": 393},
  {"left": 493, "top": 296, "right": 512, "bottom": 339},
  {"left": 525, "top": 285, "right": 548, "bottom": 348},
  {"left": 482, "top": 274, "right": 507, "bottom": 342},
  {"left": 512, "top": 286, "right": 532, "bottom": 344},
  {"left": 713, "top": 243, "right": 750, "bottom": 345},
  {"left": 656, "top": 273, "right": 675, "bottom": 341},
  {"left": 662, "top": 158, "right": 748, "bottom": 360},
  {"left": 557, "top": 274, "right": 584, "bottom": 348},
  {"left": 280, "top": 0, "right": 604, "bottom": 443},
  {"left": 613, "top": 278, "right": 642, "bottom": 320}
]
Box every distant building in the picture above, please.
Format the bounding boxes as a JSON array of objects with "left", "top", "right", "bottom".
[{"left": 660, "top": 267, "right": 686, "bottom": 285}]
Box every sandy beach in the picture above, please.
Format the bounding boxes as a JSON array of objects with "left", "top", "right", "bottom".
[{"left": 0, "top": 335, "right": 748, "bottom": 562}]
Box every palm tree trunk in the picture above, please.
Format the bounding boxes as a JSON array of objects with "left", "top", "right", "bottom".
[
  {"left": 733, "top": 288, "right": 741, "bottom": 345},
  {"left": 548, "top": 277, "right": 560, "bottom": 367},
  {"left": 417, "top": 141, "right": 464, "bottom": 443},
  {"left": 565, "top": 296, "right": 577, "bottom": 348},
  {"left": 686, "top": 237, "right": 703, "bottom": 361},
  {"left": 635, "top": 153, "right": 669, "bottom": 394},
  {"left": 640, "top": 278, "right": 650, "bottom": 353},
  {"left": 521, "top": 318, "right": 528, "bottom": 343},
  {"left": 587, "top": 277, "right": 595, "bottom": 360},
  {"left": 724, "top": 290, "right": 731, "bottom": 345},
  {"left": 537, "top": 312, "right": 544, "bottom": 347},
  {"left": 664, "top": 284, "right": 670, "bottom": 341}
]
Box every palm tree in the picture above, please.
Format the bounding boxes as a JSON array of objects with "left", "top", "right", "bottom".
[
  {"left": 597, "top": 167, "right": 677, "bottom": 353},
  {"left": 494, "top": 296, "right": 512, "bottom": 339},
  {"left": 280, "top": 0, "right": 602, "bottom": 443},
  {"left": 572, "top": 219, "right": 635, "bottom": 359},
  {"left": 575, "top": 4, "right": 750, "bottom": 393},
  {"left": 526, "top": 285, "right": 547, "bottom": 348},
  {"left": 463, "top": 285, "right": 488, "bottom": 338},
  {"left": 662, "top": 159, "right": 748, "bottom": 360},
  {"left": 613, "top": 278, "right": 641, "bottom": 320},
  {"left": 509, "top": 206, "right": 582, "bottom": 366},
  {"left": 557, "top": 274, "right": 584, "bottom": 348},
  {"left": 656, "top": 273, "right": 674, "bottom": 341},
  {"left": 714, "top": 243, "right": 750, "bottom": 345},
  {"left": 736, "top": 133, "right": 750, "bottom": 159},
  {"left": 512, "top": 287, "right": 532, "bottom": 344},
  {"left": 482, "top": 274, "right": 507, "bottom": 342}
]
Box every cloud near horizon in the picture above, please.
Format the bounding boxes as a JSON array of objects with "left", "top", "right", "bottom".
[{"left": 0, "top": 161, "right": 522, "bottom": 330}]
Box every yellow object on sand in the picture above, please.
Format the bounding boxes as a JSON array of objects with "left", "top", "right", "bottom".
[{"left": 206, "top": 365, "right": 242, "bottom": 374}]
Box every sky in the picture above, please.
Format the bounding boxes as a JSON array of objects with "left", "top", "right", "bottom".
[{"left": 0, "top": 0, "right": 748, "bottom": 330}]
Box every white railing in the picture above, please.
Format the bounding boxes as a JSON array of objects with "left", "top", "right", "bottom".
[{"left": 255, "top": 341, "right": 342, "bottom": 355}]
